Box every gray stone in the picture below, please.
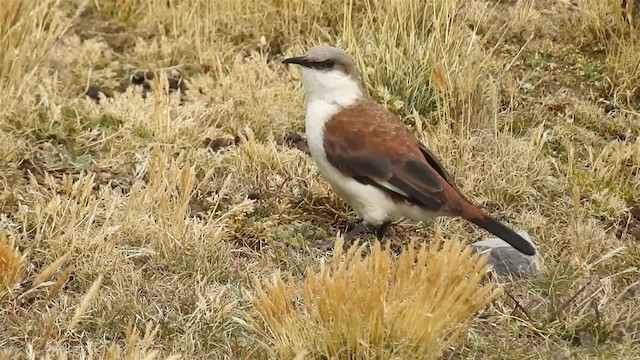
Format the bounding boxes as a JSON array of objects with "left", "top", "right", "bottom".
[{"left": 470, "top": 230, "right": 540, "bottom": 278}]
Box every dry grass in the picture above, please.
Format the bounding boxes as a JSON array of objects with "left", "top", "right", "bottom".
[
  {"left": 578, "top": 0, "right": 640, "bottom": 107},
  {"left": 244, "top": 236, "right": 498, "bottom": 359},
  {"left": 0, "top": 0, "right": 639, "bottom": 358},
  {"left": 0, "top": 233, "right": 25, "bottom": 291}
]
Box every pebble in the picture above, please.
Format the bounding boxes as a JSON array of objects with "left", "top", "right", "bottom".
[{"left": 470, "top": 230, "right": 540, "bottom": 278}]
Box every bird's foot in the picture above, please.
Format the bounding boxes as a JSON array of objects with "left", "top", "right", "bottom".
[
  {"left": 316, "top": 221, "right": 393, "bottom": 251},
  {"left": 316, "top": 221, "right": 368, "bottom": 251},
  {"left": 343, "top": 221, "right": 370, "bottom": 243},
  {"left": 316, "top": 237, "right": 336, "bottom": 251},
  {"left": 374, "top": 221, "right": 392, "bottom": 240}
]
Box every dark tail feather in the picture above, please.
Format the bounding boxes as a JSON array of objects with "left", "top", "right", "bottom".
[{"left": 465, "top": 212, "right": 536, "bottom": 256}]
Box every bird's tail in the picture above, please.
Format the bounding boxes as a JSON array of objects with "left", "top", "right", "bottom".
[{"left": 461, "top": 206, "right": 536, "bottom": 256}]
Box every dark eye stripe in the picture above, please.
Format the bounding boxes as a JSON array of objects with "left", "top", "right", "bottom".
[{"left": 310, "top": 59, "right": 335, "bottom": 71}]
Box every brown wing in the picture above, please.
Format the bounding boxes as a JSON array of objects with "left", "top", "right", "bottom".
[{"left": 323, "top": 99, "right": 464, "bottom": 215}]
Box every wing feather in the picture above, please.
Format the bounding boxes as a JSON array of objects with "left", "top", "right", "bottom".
[{"left": 323, "top": 100, "right": 455, "bottom": 213}]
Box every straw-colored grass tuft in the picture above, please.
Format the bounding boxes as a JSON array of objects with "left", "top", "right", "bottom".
[
  {"left": 245, "top": 236, "right": 499, "bottom": 359},
  {"left": 0, "top": 233, "right": 25, "bottom": 291}
]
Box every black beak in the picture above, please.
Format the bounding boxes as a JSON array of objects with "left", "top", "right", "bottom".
[
  {"left": 282, "top": 56, "right": 309, "bottom": 67},
  {"left": 282, "top": 56, "right": 335, "bottom": 71}
]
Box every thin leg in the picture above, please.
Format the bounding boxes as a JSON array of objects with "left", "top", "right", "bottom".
[
  {"left": 317, "top": 221, "right": 388, "bottom": 251},
  {"left": 343, "top": 221, "right": 370, "bottom": 243},
  {"left": 316, "top": 221, "right": 369, "bottom": 251},
  {"left": 375, "top": 221, "right": 392, "bottom": 240}
]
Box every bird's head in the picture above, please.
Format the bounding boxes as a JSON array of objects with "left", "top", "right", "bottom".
[{"left": 283, "top": 45, "right": 364, "bottom": 105}]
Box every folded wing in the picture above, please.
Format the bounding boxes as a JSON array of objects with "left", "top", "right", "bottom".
[{"left": 322, "top": 100, "right": 461, "bottom": 214}]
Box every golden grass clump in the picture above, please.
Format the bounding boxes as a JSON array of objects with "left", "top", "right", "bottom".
[
  {"left": 0, "top": 233, "right": 25, "bottom": 291},
  {"left": 246, "top": 236, "right": 499, "bottom": 359}
]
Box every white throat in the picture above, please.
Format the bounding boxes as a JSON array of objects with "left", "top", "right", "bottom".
[
  {"left": 300, "top": 67, "right": 364, "bottom": 164},
  {"left": 300, "top": 68, "right": 363, "bottom": 109},
  {"left": 300, "top": 67, "right": 363, "bottom": 163}
]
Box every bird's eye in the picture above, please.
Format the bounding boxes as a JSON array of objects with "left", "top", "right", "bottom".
[{"left": 315, "top": 59, "right": 335, "bottom": 70}]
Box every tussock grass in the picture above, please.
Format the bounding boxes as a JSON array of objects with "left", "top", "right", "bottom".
[
  {"left": 244, "top": 236, "right": 498, "bottom": 359},
  {"left": 0, "top": 0, "right": 639, "bottom": 358},
  {"left": 0, "top": 233, "right": 25, "bottom": 291}
]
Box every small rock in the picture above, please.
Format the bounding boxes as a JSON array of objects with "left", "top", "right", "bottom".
[
  {"left": 604, "top": 103, "right": 619, "bottom": 115},
  {"left": 85, "top": 84, "right": 109, "bottom": 103},
  {"left": 285, "top": 132, "right": 310, "bottom": 155},
  {"left": 247, "top": 192, "right": 260, "bottom": 200},
  {"left": 131, "top": 70, "right": 154, "bottom": 85},
  {"left": 203, "top": 137, "right": 236, "bottom": 152},
  {"left": 286, "top": 132, "right": 303, "bottom": 144},
  {"left": 130, "top": 70, "right": 154, "bottom": 99},
  {"left": 470, "top": 230, "right": 540, "bottom": 278},
  {"left": 168, "top": 77, "right": 188, "bottom": 93},
  {"left": 130, "top": 70, "right": 189, "bottom": 102}
]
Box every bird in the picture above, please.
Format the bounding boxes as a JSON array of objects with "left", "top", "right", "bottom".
[{"left": 282, "top": 45, "right": 536, "bottom": 256}]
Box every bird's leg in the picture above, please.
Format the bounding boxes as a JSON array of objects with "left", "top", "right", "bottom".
[
  {"left": 374, "top": 221, "right": 392, "bottom": 240},
  {"left": 316, "top": 221, "right": 387, "bottom": 251},
  {"left": 343, "top": 221, "right": 370, "bottom": 243},
  {"left": 316, "top": 221, "right": 369, "bottom": 251}
]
